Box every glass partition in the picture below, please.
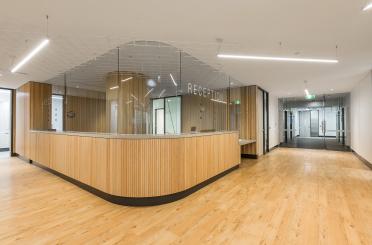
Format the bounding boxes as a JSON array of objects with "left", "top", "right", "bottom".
[{"left": 42, "top": 41, "right": 244, "bottom": 135}]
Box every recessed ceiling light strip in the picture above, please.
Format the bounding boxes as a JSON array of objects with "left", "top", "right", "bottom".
[{"left": 217, "top": 54, "right": 338, "bottom": 64}]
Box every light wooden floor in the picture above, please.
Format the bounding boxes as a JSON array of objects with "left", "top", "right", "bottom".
[{"left": 1, "top": 148, "right": 372, "bottom": 245}]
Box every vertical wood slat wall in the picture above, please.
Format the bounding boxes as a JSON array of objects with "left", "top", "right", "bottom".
[
  {"left": 28, "top": 131, "right": 240, "bottom": 197},
  {"left": 15, "top": 82, "right": 51, "bottom": 157},
  {"left": 65, "top": 95, "right": 107, "bottom": 133},
  {"left": 106, "top": 72, "right": 149, "bottom": 134},
  {"left": 239, "top": 85, "right": 258, "bottom": 155}
]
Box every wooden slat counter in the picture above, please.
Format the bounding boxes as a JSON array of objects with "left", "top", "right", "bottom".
[{"left": 27, "top": 131, "right": 241, "bottom": 206}]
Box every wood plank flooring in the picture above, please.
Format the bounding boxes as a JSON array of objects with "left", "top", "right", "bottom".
[{"left": 0, "top": 148, "right": 371, "bottom": 244}]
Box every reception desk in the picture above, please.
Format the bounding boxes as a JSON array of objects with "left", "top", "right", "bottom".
[{"left": 27, "top": 130, "right": 240, "bottom": 206}]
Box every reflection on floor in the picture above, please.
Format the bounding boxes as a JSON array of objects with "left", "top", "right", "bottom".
[
  {"left": 280, "top": 137, "right": 350, "bottom": 151},
  {"left": 0, "top": 151, "right": 10, "bottom": 158},
  {"left": 0, "top": 148, "right": 371, "bottom": 244}
]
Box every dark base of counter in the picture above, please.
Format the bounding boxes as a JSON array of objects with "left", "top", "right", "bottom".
[
  {"left": 241, "top": 154, "right": 258, "bottom": 159},
  {"left": 28, "top": 159, "right": 239, "bottom": 206}
]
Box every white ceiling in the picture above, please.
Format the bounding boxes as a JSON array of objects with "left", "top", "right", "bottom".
[{"left": 0, "top": 0, "right": 371, "bottom": 97}]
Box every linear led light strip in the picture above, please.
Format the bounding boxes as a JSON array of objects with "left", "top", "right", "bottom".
[
  {"left": 110, "top": 85, "right": 119, "bottom": 90},
  {"left": 170, "top": 73, "right": 177, "bottom": 86},
  {"left": 121, "top": 77, "right": 133, "bottom": 82},
  {"left": 363, "top": 2, "right": 372, "bottom": 11},
  {"left": 11, "top": 39, "right": 50, "bottom": 73},
  {"left": 159, "top": 89, "right": 166, "bottom": 98},
  {"left": 211, "top": 99, "right": 227, "bottom": 104},
  {"left": 217, "top": 54, "right": 338, "bottom": 64},
  {"left": 144, "top": 88, "right": 154, "bottom": 98}
]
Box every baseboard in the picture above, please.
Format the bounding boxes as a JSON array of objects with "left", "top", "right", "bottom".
[
  {"left": 241, "top": 154, "right": 258, "bottom": 159},
  {"left": 352, "top": 150, "right": 372, "bottom": 170},
  {"left": 269, "top": 145, "right": 279, "bottom": 152}
]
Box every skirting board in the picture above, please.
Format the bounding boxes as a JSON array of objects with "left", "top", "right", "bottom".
[
  {"left": 241, "top": 154, "right": 258, "bottom": 159},
  {"left": 352, "top": 150, "right": 372, "bottom": 170}
]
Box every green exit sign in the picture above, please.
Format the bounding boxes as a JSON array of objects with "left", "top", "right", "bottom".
[{"left": 306, "top": 94, "right": 316, "bottom": 100}]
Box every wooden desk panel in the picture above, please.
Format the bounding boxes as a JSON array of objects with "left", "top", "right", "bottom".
[{"left": 27, "top": 131, "right": 240, "bottom": 203}]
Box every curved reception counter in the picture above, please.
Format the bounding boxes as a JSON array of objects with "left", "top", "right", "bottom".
[{"left": 27, "top": 130, "right": 241, "bottom": 206}]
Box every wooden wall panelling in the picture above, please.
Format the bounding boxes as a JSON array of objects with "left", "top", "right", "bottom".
[
  {"left": 65, "top": 95, "right": 107, "bottom": 133},
  {"left": 106, "top": 72, "right": 149, "bottom": 134},
  {"left": 240, "top": 86, "right": 258, "bottom": 155},
  {"left": 29, "top": 82, "right": 52, "bottom": 130},
  {"left": 25, "top": 130, "right": 240, "bottom": 198}
]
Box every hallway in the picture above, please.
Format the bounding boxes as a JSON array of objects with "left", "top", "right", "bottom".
[{"left": 0, "top": 148, "right": 371, "bottom": 244}]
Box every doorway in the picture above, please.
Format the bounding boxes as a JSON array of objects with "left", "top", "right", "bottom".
[
  {"left": 0, "top": 88, "right": 12, "bottom": 158},
  {"left": 280, "top": 94, "right": 350, "bottom": 151}
]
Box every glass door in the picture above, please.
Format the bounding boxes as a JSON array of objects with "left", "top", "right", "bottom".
[{"left": 322, "top": 95, "right": 349, "bottom": 151}]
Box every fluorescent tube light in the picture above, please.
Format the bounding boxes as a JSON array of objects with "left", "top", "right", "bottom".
[
  {"left": 170, "top": 73, "right": 177, "bottom": 86},
  {"left": 305, "top": 89, "right": 309, "bottom": 96},
  {"left": 110, "top": 85, "right": 119, "bottom": 90},
  {"left": 11, "top": 39, "right": 50, "bottom": 73},
  {"left": 217, "top": 54, "right": 338, "bottom": 64},
  {"left": 363, "top": 3, "right": 372, "bottom": 11},
  {"left": 121, "top": 77, "right": 133, "bottom": 82}
]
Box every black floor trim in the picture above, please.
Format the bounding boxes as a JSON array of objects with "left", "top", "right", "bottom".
[
  {"left": 29, "top": 160, "right": 239, "bottom": 206},
  {"left": 241, "top": 154, "right": 258, "bottom": 159},
  {"left": 352, "top": 150, "right": 372, "bottom": 170}
]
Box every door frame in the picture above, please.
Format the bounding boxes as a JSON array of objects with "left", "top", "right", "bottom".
[{"left": 0, "top": 87, "right": 14, "bottom": 156}]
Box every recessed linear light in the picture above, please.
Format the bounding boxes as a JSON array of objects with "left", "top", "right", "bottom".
[
  {"left": 110, "top": 85, "right": 119, "bottom": 90},
  {"left": 363, "top": 2, "right": 372, "bottom": 11},
  {"left": 121, "top": 77, "right": 133, "bottom": 82},
  {"left": 217, "top": 54, "right": 339, "bottom": 64},
  {"left": 11, "top": 39, "right": 50, "bottom": 73},
  {"left": 170, "top": 73, "right": 177, "bottom": 86}
]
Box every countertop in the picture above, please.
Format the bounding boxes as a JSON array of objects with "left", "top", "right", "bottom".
[{"left": 30, "top": 130, "right": 239, "bottom": 139}]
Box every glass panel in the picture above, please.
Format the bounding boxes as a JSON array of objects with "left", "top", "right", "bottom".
[
  {"left": 43, "top": 40, "right": 244, "bottom": 136},
  {"left": 51, "top": 95, "right": 63, "bottom": 131},
  {"left": 165, "top": 96, "right": 181, "bottom": 134}
]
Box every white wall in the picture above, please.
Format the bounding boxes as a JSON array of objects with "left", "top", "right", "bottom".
[
  {"left": 351, "top": 71, "right": 372, "bottom": 163},
  {"left": 269, "top": 94, "right": 279, "bottom": 148}
]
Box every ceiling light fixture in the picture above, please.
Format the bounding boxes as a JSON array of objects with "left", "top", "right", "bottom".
[
  {"left": 11, "top": 39, "right": 50, "bottom": 73},
  {"left": 144, "top": 88, "right": 154, "bottom": 98},
  {"left": 217, "top": 54, "right": 338, "bottom": 64},
  {"left": 159, "top": 89, "right": 166, "bottom": 98},
  {"left": 363, "top": 2, "right": 372, "bottom": 11},
  {"left": 121, "top": 77, "right": 133, "bottom": 82},
  {"left": 305, "top": 89, "right": 309, "bottom": 96},
  {"left": 110, "top": 85, "right": 119, "bottom": 90},
  {"left": 170, "top": 73, "right": 178, "bottom": 86}
]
